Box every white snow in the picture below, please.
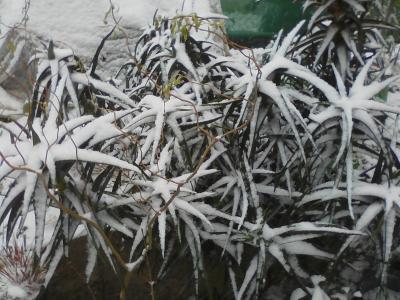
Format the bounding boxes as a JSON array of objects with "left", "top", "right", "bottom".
[
  {"left": 0, "top": 87, "right": 23, "bottom": 113},
  {"left": 0, "top": 0, "right": 213, "bottom": 75},
  {"left": 6, "top": 284, "right": 28, "bottom": 299}
]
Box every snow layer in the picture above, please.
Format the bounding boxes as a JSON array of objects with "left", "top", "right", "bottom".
[
  {"left": 0, "top": 0, "right": 213, "bottom": 75},
  {"left": 6, "top": 284, "right": 28, "bottom": 299},
  {"left": 0, "top": 87, "right": 23, "bottom": 112}
]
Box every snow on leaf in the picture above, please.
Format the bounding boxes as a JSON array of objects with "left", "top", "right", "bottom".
[
  {"left": 175, "top": 198, "right": 212, "bottom": 228},
  {"left": 158, "top": 210, "right": 167, "bottom": 258},
  {"left": 237, "top": 255, "right": 258, "bottom": 300},
  {"left": 268, "top": 243, "right": 290, "bottom": 272}
]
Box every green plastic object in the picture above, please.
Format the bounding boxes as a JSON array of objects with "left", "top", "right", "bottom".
[{"left": 221, "top": 0, "right": 306, "bottom": 42}]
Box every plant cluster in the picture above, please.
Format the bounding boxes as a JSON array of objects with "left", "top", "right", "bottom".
[{"left": 0, "top": 0, "right": 400, "bottom": 299}]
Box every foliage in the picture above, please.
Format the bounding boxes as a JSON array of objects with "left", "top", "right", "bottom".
[{"left": 0, "top": 1, "right": 400, "bottom": 299}]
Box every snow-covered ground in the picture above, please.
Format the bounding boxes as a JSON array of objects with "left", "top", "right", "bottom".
[{"left": 0, "top": 0, "right": 214, "bottom": 76}]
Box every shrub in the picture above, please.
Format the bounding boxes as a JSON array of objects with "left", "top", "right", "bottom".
[{"left": 0, "top": 1, "right": 399, "bottom": 299}]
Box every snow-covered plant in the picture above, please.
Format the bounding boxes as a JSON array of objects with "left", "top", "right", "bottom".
[
  {"left": 0, "top": 5, "right": 400, "bottom": 299},
  {"left": 0, "top": 40, "right": 142, "bottom": 289},
  {"left": 0, "top": 242, "right": 45, "bottom": 299},
  {"left": 298, "top": 0, "right": 398, "bottom": 83}
]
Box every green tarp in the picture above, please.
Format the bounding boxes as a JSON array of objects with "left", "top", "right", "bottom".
[{"left": 221, "top": 0, "right": 306, "bottom": 42}]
